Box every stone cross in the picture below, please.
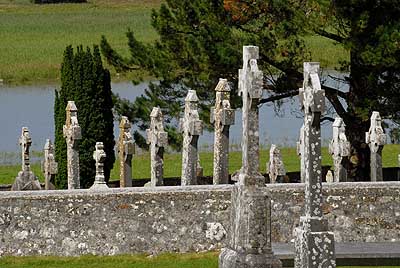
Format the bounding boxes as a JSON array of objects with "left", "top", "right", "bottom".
[
  {"left": 42, "top": 139, "right": 58, "bottom": 190},
  {"left": 329, "top": 117, "right": 350, "bottom": 182},
  {"left": 210, "top": 78, "right": 235, "bottom": 184},
  {"left": 11, "top": 127, "right": 42, "bottom": 191},
  {"left": 267, "top": 144, "right": 286, "bottom": 183},
  {"left": 180, "top": 90, "right": 203, "bottom": 186},
  {"left": 118, "top": 116, "right": 134, "bottom": 187},
  {"left": 294, "top": 62, "right": 336, "bottom": 268},
  {"left": 90, "top": 142, "right": 108, "bottom": 189},
  {"left": 219, "top": 46, "right": 282, "bottom": 268},
  {"left": 296, "top": 124, "right": 305, "bottom": 183},
  {"left": 63, "top": 101, "right": 81, "bottom": 189},
  {"left": 366, "top": 111, "right": 386, "bottom": 182},
  {"left": 146, "top": 107, "right": 168, "bottom": 187}
]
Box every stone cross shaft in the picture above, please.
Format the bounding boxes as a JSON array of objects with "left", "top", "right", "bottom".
[
  {"left": 295, "top": 62, "right": 335, "bottom": 268},
  {"left": 146, "top": 107, "right": 168, "bottom": 187},
  {"left": 19, "top": 127, "right": 32, "bottom": 172},
  {"left": 238, "top": 46, "right": 264, "bottom": 186},
  {"left": 91, "top": 142, "right": 108, "bottom": 189},
  {"left": 118, "top": 116, "right": 134, "bottom": 187},
  {"left": 267, "top": 144, "right": 286, "bottom": 183},
  {"left": 366, "top": 111, "right": 386, "bottom": 182},
  {"left": 42, "top": 139, "right": 58, "bottom": 190},
  {"left": 180, "top": 90, "right": 203, "bottom": 186},
  {"left": 63, "top": 101, "right": 81, "bottom": 189},
  {"left": 210, "top": 79, "right": 235, "bottom": 184},
  {"left": 329, "top": 117, "right": 350, "bottom": 182},
  {"left": 296, "top": 124, "right": 305, "bottom": 183}
]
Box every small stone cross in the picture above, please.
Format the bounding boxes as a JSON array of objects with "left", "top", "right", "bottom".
[
  {"left": 366, "top": 111, "right": 386, "bottom": 181},
  {"left": 91, "top": 142, "right": 108, "bottom": 189},
  {"left": 42, "top": 139, "right": 58, "bottom": 190},
  {"left": 19, "top": 127, "right": 32, "bottom": 172},
  {"left": 267, "top": 144, "right": 286, "bottom": 183},
  {"left": 118, "top": 116, "right": 135, "bottom": 187},
  {"left": 329, "top": 117, "right": 350, "bottom": 182}
]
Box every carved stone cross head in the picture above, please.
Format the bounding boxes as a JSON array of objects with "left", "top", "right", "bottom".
[
  {"left": 19, "top": 126, "right": 32, "bottom": 171},
  {"left": 366, "top": 111, "right": 386, "bottom": 152},
  {"left": 63, "top": 101, "right": 81, "bottom": 142},
  {"left": 299, "top": 62, "right": 325, "bottom": 117},
  {"left": 238, "top": 46, "right": 263, "bottom": 100},
  {"left": 179, "top": 90, "right": 203, "bottom": 136},
  {"left": 146, "top": 107, "right": 168, "bottom": 147},
  {"left": 210, "top": 79, "right": 235, "bottom": 126},
  {"left": 93, "top": 142, "right": 106, "bottom": 174},
  {"left": 329, "top": 117, "right": 350, "bottom": 158}
]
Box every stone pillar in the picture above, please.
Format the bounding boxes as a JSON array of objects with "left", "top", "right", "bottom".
[
  {"left": 63, "top": 101, "right": 81, "bottom": 189},
  {"left": 219, "top": 46, "right": 282, "bottom": 268},
  {"left": 294, "top": 62, "right": 336, "bottom": 268},
  {"left": 42, "top": 139, "right": 57, "bottom": 190},
  {"left": 118, "top": 116, "right": 135, "bottom": 187},
  {"left": 296, "top": 124, "right": 305, "bottom": 183},
  {"left": 366, "top": 111, "right": 386, "bottom": 182},
  {"left": 180, "top": 90, "right": 203, "bottom": 186},
  {"left": 329, "top": 117, "right": 350, "bottom": 182},
  {"left": 90, "top": 142, "right": 108, "bottom": 189},
  {"left": 11, "top": 127, "right": 41, "bottom": 191},
  {"left": 267, "top": 144, "right": 286, "bottom": 183},
  {"left": 146, "top": 107, "right": 168, "bottom": 187},
  {"left": 211, "top": 78, "right": 235, "bottom": 184}
]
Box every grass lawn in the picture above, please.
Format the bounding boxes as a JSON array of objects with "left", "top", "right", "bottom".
[
  {"left": 0, "top": 253, "right": 398, "bottom": 268},
  {"left": 0, "top": 0, "right": 348, "bottom": 85},
  {"left": 1, "top": 144, "right": 399, "bottom": 185}
]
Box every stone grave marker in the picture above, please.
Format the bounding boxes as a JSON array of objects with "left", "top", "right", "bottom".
[
  {"left": 329, "top": 117, "right": 350, "bottom": 182},
  {"left": 267, "top": 144, "right": 286, "bottom": 183},
  {"left": 118, "top": 116, "right": 134, "bottom": 187},
  {"left": 90, "top": 142, "right": 108, "bottom": 189},
  {"left": 366, "top": 111, "right": 386, "bottom": 182},
  {"left": 42, "top": 139, "right": 57, "bottom": 190}
]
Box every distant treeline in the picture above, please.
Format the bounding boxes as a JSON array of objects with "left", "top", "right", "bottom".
[{"left": 31, "top": 0, "right": 86, "bottom": 3}]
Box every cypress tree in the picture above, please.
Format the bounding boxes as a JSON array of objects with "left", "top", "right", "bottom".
[{"left": 54, "top": 45, "right": 115, "bottom": 189}]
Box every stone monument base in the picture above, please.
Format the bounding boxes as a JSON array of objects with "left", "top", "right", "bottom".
[
  {"left": 219, "top": 248, "right": 282, "bottom": 268},
  {"left": 11, "top": 170, "right": 41, "bottom": 191},
  {"left": 90, "top": 182, "right": 109, "bottom": 190}
]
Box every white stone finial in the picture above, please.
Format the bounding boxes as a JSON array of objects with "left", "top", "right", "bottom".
[{"left": 90, "top": 142, "right": 108, "bottom": 190}]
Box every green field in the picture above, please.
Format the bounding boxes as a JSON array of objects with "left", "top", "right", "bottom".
[
  {"left": 0, "top": 0, "right": 348, "bottom": 85},
  {"left": 1, "top": 144, "right": 399, "bottom": 185},
  {"left": 0, "top": 253, "right": 397, "bottom": 268}
]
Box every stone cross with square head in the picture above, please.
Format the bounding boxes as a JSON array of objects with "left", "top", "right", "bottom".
[
  {"left": 42, "top": 139, "right": 58, "bottom": 190},
  {"left": 146, "top": 107, "right": 168, "bottom": 187},
  {"left": 237, "top": 46, "right": 264, "bottom": 186},
  {"left": 63, "top": 101, "right": 81, "bottom": 189},
  {"left": 19, "top": 127, "right": 32, "bottom": 172},
  {"left": 329, "top": 117, "right": 350, "bottom": 182},
  {"left": 90, "top": 142, "right": 108, "bottom": 189},
  {"left": 210, "top": 79, "right": 235, "bottom": 184},
  {"left": 180, "top": 90, "right": 203, "bottom": 186},
  {"left": 118, "top": 116, "right": 134, "bottom": 187},
  {"left": 366, "top": 111, "right": 386, "bottom": 181}
]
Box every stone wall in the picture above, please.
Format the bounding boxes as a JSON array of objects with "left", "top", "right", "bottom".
[{"left": 0, "top": 182, "right": 399, "bottom": 256}]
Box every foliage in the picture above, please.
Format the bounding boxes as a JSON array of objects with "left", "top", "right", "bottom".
[
  {"left": 101, "top": 0, "right": 400, "bottom": 181},
  {"left": 54, "top": 45, "right": 115, "bottom": 189}
]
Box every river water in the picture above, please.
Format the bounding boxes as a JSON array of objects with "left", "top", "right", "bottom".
[{"left": 0, "top": 81, "right": 337, "bottom": 163}]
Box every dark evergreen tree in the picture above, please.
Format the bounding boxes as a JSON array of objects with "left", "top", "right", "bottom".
[
  {"left": 54, "top": 45, "right": 115, "bottom": 189},
  {"left": 101, "top": 0, "right": 400, "bottom": 181}
]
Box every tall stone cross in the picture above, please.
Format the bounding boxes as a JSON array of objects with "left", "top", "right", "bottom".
[
  {"left": 90, "top": 142, "right": 108, "bottom": 189},
  {"left": 267, "top": 144, "right": 286, "bottom": 183},
  {"left": 366, "top": 111, "right": 386, "bottom": 182},
  {"left": 180, "top": 90, "right": 203, "bottom": 186},
  {"left": 329, "top": 117, "right": 350, "bottom": 182},
  {"left": 296, "top": 124, "right": 305, "bottom": 183},
  {"left": 20, "top": 127, "right": 32, "bottom": 172},
  {"left": 118, "top": 116, "right": 134, "bottom": 187},
  {"left": 294, "top": 62, "right": 335, "bottom": 268},
  {"left": 210, "top": 78, "right": 235, "bottom": 184},
  {"left": 146, "top": 107, "right": 168, "bottom": 187},
  {"left": 63, "top": 101, "right": 81, "bottom": 189},
  {"left": 219, "top": 46, "right": 282, "bottom": 268},
  {"left": 42, "top": 139, "right": 58, "bottom": 190}
]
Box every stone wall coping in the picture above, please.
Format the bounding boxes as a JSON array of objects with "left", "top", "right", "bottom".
[{"left": 0, "top": 181, "right": 398, "bottom": 199}]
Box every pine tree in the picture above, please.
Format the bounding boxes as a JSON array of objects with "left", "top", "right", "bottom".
[{"left": 54, "top": 45, "right": 115, "bottom": 189}]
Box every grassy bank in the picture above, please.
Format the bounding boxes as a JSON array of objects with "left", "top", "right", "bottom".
[
  {"left": 1, "top": 144, "right": 399, "bottom": 185},
  {"left": 0, "top": 253, "right": 397, "bottom": 268},
  {"left": 0, "top": 0, "right": 348, "bottom": 85}
]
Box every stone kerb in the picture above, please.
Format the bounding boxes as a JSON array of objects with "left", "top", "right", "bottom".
[{"left": 210, "top": 78, "right": 235, "bottom": 185}]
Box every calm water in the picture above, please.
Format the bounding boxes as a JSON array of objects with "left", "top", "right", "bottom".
[{"left": 0, "top": 81, "right": 337, "bottom": 162}]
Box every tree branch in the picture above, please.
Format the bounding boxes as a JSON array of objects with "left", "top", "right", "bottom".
[
  {"left": 315, "top": 29, "right": 344, "bottom": 43},
  {"left": 260, "top": 90, "right": 299, "bottom": 104},
  {"left": 322, "top": 84, "right": 348, "bottom": 99},
  {"left": 321, "top": 116, "right": 335, "bottom": 122}
]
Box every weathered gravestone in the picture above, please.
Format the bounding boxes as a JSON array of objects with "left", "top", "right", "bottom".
[
  {"left": 267, "top": 144, "right": 286, "bottom": 183},
  {"left": 366, "top": 111, "right": 386, "bottom": 182},
  {"left": 63, "top": 101, "right": 81, "bottom": 189},
  {"left": 42, "top": 139, "right": 57, "bottom": 190},
  {"left": 146, "top": 107, "right": 168, "bottom": 187},
  {"left": 210, "top": 78, "right": 235, "bottom": 184},
  {"left": 294, "top": 62, "right": 336, "bottom": 268},
  {"left": 90, "top": 142, "right": 108, "bottom": 190},
  {"left": 296, "top": 124, "right": 305, "bottom": 183},
  {"left": 11, "top": 127, "right": 41, "bottom": 191},
  {"left": 118, "top": 116, "right": 134, "bottom": 187},
  {"left": 329, "top": 117, "right": 350, "bottom": 182},
  {"left": 219, "top": 46, "right": 282, "bottom": 268},
  {"left": 180, "top": 90, "right": 203, "bottom": 186}
]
